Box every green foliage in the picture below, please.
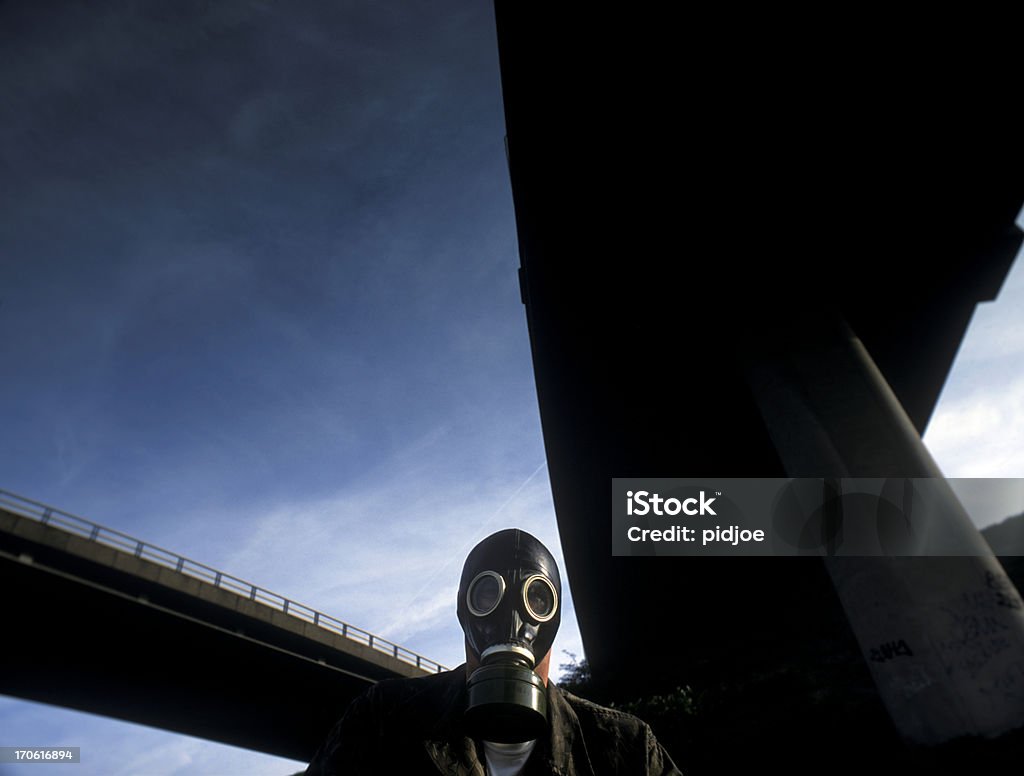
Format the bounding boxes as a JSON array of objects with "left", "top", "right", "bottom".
[
  {"left": 556, "top": 651, "right": 592, "bottom": 695},
  {"left": 558, "top": 651, "right": 700, "bottom": 719},
  {"left": 610, "top": 685, "right": 702, "bottom": 720}
]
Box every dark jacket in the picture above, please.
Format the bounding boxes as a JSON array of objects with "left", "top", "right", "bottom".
[{"left": 305, "top": 664, "right": 681, "bottom": 775}]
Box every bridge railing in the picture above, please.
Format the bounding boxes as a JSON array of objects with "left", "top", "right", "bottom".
[{"left": 0, "top": 489, "right": 449, "bottom": 674}]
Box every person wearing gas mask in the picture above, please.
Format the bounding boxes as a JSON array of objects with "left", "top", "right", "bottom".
[{"left": 305, "top": 528, "right": 680, "bottom": 775}]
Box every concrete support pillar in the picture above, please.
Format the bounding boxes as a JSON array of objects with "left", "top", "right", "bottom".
[{"left": 741, "top": 314, "right": 1024, "bottom": 743}]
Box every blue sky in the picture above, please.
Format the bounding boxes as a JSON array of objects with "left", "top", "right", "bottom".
[
  {"left": 0, "top": 2, "right": 1022, "bottom": 774},
  {"left": 0, "top": 2, "right": 584, "bottom": 773}
]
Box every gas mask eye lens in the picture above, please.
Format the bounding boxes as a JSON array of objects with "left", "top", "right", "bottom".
[
  {"left": 467, "top": 571, "right": 505, "bottom": 617},
  {"left": 522, "top": 575, "right": 557, "bottom": 622}
]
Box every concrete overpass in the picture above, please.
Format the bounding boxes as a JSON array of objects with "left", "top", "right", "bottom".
[
  {"left": 0, "top": 490, "right": 447, "bottom": 762},
  {"left": 494, "top": 2, "right": 1024, "bottom": 768}
]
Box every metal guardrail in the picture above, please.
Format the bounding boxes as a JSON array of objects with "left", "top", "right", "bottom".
[{"left": 0, "top": 489, "right": 449, "bottom": 674}]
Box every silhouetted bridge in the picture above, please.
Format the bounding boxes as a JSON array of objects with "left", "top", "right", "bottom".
[{"left": 0, "top": 490, "right": 448, "bottom": 762}]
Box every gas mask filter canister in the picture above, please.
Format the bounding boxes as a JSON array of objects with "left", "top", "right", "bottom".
[{"left": 457, "top": 529, "right": 562, "bottom": 743}]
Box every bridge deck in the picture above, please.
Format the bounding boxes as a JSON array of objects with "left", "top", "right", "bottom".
[{"left": 0, "top": 497, "right": 447, "bottom": 761}]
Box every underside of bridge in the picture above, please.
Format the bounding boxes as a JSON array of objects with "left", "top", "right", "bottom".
[
  {"left": 494, "top": 3, "right": 1024, "bottom": 768},
  {"left": 0, "top": 507, "right": 433, "bottom": 762}
]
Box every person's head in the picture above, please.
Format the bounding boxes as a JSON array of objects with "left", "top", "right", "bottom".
[{"left": 456, "top": 528, "right": 562, "bottom": 742}]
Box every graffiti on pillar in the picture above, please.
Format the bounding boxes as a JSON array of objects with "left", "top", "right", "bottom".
[
  {"left": 869, "top": 639, "right": 914, "bottom": 662},
  {"left": 985, "top": 570, "right": 1023, "bottom": 610},
  {"left": 979, "top": 660, "right": 1024, "bottom": 703},
  {"left": 934, "top": 574, "right": 1019, "bottom": 681}
]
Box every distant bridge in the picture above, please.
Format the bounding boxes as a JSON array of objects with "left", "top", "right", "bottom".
[{"left": 0, "top": 490, "right": 449, "bottom": 761}]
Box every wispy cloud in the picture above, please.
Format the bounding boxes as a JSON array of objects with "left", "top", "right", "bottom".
[
  {"left": 924, "top": 240, "right": 1024, "bottom": 525},
  {"left": 206, "top": 446, "right": 582, "bottom": 673},
  {"left": 925, "top": 376, "right": 1024, "bottom": 478},
  {"left": 0, "top": 697, "right": 304, "bottom": 776},
  {"left": 925, "top": 243, "right": 1024, "bottom": 483}
]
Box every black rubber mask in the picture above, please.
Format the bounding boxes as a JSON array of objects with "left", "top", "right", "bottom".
[{"left": 457, "top": 529, "right": 562, "bottom": 743}]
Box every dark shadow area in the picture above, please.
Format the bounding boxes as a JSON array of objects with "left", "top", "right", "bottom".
[{"left": 495, "top": 3, "right": 1024, "bottom": 772}]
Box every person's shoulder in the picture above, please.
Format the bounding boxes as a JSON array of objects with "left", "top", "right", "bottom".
[
  {"left": 555, "top": 685, "right": 650, "bottom": 736},
  {"left": 358, "top": 666, "right": 465, "bottom": 718},
  {"left": 305, "top": 668, "right": 466, "bottom": 774},
  {"left": 554, "top": 685, "right": 682, "bottom": 775},
  {"left": 365, "top": 665, "right": 463, "bottom": 697}
]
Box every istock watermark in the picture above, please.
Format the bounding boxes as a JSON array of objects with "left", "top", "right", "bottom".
[
  {"left": 612, "top": 478, "right": 1024, "bottom": 557},
  {"left": 626, "top": 489, "right": 718, "bottom": 516}
]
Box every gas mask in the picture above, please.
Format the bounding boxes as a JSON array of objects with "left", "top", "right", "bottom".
[{"left": 457, "top": 529, "right": 562, "bottom": 743}]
